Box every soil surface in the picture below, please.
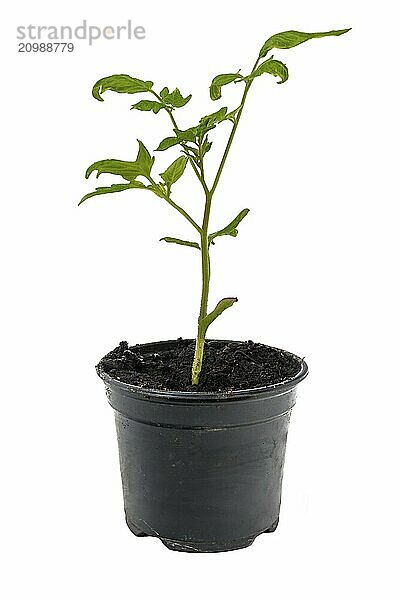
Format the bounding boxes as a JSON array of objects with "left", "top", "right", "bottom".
[{"left": 98, "top": 339, "right": 303, "bottom": 393}]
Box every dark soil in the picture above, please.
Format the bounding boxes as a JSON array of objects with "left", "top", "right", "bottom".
[{"left": 98, "top": 339, "right": 303, "bottom": 393}]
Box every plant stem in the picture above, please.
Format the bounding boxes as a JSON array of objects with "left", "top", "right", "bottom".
[
  {"left": 210, "top": 58, "right": 259, "bottom": 195},
  {"left": 147, "top": 175, "right": 201, "bottom": 233},
  {"left": 191, "top": 190, "right": 212, "bottom": 384},
  {"left": 151, "top": 64, "right": 261, "bottom": 385},
  {"left": 151, "top": 90, "right": 209, "bottom": 195},
  {"left": 191, "top": 57, "right": 260, "bottom": 385}
]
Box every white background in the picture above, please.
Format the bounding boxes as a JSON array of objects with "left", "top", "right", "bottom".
[{"left": 2, "top": 1, "right": 399, "bottom": 598}]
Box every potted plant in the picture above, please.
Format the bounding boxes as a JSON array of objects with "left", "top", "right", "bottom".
[{"left": 80, "top": 28, "right": 350, "bottom": 552}]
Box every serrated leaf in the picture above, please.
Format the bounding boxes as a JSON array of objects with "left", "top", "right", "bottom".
[
  {"left": 155, "top": 137, "right": 180, "bottom": 151},
  {"left": 259, "top": 28, "right": 351, "bottom": 58},
  {"left": 92, "top": 74, "right": 153, "bottom": 101},
  {"left": 210, "top": 73, "right": 243, "bottom": 100},
  {"left": 209, "top": 208, "right": 250, "bottom": 244},
  {"left": 196, "top": 107, "right": 235, "bottom": 138},
  {"left": 244, "top": 59, "right": 289, "bottom": 84},
  {"left": 160, "top": 156, "right": 188, "bottom": 186},
  {"left": 160, "top": 237, "right": 200, "bottom": 250},
  {"left": 78, "top": 182, "right": 146, "bottom": 206},
  {"left": 85, "top": 159, "right": 142, "bottom": 182},
  {"left": 136, "top": 140, "right": 154, "bottom": 176},
  {"left": 174, "top": 126, "right": 198, "bottom": 143},
  {"left": 160, "top": 87, "right": 192, "bottom": 108},
  {"left": 131, "top": 100, "right": 165, "bottom": 113},
  {"left": 202, "top": 297, "right": 238, "bottom": 332},
  {"left": 86, "top": 144, "right": 155, "bottom": 183},
  {"left": 199, "top": 107, "right": 228, "bottom": 133}
]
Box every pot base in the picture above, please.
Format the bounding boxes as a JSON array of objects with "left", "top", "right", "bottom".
[
  {"left": 125, "top": 516, "right": 149, "bottom": 537},
  {"left": 160, "top": 536, "right": 256, "bottom": 553},
  {"left": 126, "top": 515, "right": 280, "bottom": 553}
]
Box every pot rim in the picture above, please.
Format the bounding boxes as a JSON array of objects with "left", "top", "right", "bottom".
[{"left": 96, "top": 339, "right": 309, "bottom": 404}]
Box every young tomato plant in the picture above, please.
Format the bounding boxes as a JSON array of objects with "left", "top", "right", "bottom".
[{"left": 80, "top": 28, "right": 350, "bottom": 385}]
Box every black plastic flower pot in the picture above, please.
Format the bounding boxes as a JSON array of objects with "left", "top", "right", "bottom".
[{"left": 97, "top": 340, "right": 308, "bottom": 553}]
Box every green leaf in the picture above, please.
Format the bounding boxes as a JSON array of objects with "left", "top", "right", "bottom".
[
  {"left": 210, "top": 73, "right": 242, "bottom": 100},
  {"left": 155, "top": 137, "right": 180, "bottom": 151},
  {"left": 174, "top": 126, "right": 198, "bottom": 143},
  {"left": 136, "top": 140, "right": 154, "bottom": 176},
  {"left": 160, "top": 87, "right": 192, "bottom": 108},
  {"left": 131, "top": 100, "right": 165, "bottom": 113},
  {"left": 225, "top": 107, "right": 241, "bottom": 123},
  {"left": 184, "top": 145, "right": 200, "bottom": 158},
  {"left": 92, "top": 74, "right": 153, "bottom": 101},
  {"left": 85, "top": 159, "right": 142, "bottom": 182},
  {"left": 195, "top": 107, "right": 236, "bottom": 139},
  {"left": 78, "top": 182, "right": 146, "bottom": 206},
  {"left": 209, "top": 208, "right": 250, "bottom": 244},
  {"left": 202, "top": 136, "right": 212, "bottom": 156},
  {"left": 199, "top": 107, "right": 228, "bottom": 134},
  {"left": 259, "top": 28, "right": 351, "bottom": 58},
  {"left": 148, "top": 183, "right": 166, "bottom": 198},
  {"left": 244, "top": 59, "right": 289, "bottom": 84},
  {"left": 202, "top": 297, "right": 238, "bottom": 332},
  {"left": 86, "top": 143, "right": 154, "bottom": 184},
  {"left": 127, "top": 180, "right": 147, "bottom": 189},
  {"left": 160, "top": 156, "right": 188, "bottom": 185},
  {"left": 160, "top": 237, "right": 200, "bottom": 250}
]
